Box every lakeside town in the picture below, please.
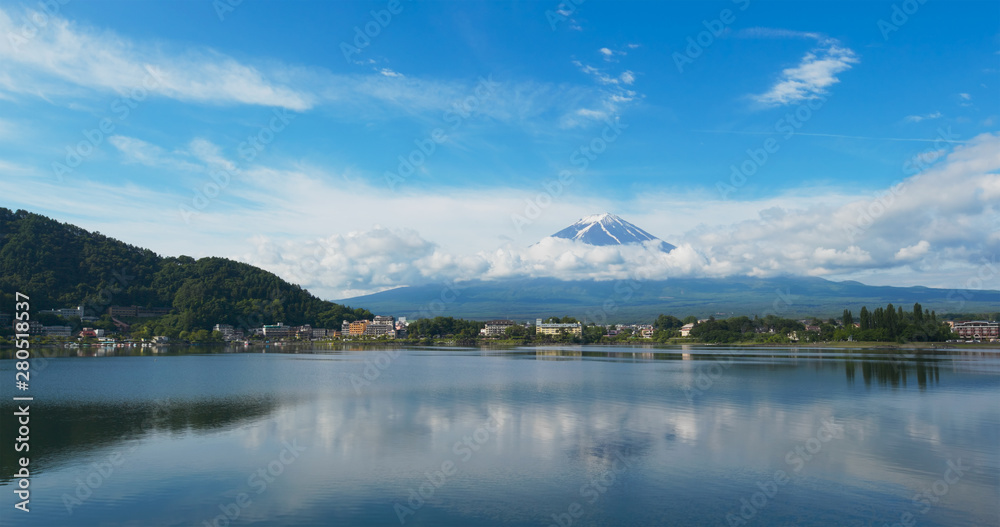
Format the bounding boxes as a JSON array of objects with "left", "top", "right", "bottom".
[{"left": 4, "top": 303, "right": 998, "bottom": 347}]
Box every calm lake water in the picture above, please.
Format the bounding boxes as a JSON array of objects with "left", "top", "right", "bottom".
[{"left": 2, "top": 345, "right": 998, "bottom": 527}]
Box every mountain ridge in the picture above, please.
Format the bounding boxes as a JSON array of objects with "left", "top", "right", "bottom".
[
  {"left": 339, "top": 276, "right": 999, "bottom": 321},
  {"left": 0, "top": 208, "right": 371, "bottom": 337}
]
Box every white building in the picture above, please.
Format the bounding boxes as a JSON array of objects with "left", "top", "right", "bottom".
[
  {"left": 365, "top": 316, "right": 396, "bottom": 338},
  {"left": 481, "top": 320, "right": 516, "bottom": 337},
  {"left": 263, "top": 323, "right": 291, "bottom": 338},
  {"left": 214, "top": 324, "right": 236, "bottom": 340},
  {"left": 953, "top": 321, "right": 999, "bottom": 341},
  {"left": 535, "top": 319, "right": 582, "bottom": 336}
]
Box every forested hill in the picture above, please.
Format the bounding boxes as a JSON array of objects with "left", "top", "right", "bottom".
[{"left": 0, "top": 208, "right": 371, "bottom": 334}]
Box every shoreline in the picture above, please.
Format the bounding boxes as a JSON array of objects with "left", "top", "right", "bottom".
[{"left": 4, "top": 339, "right": 997, "bottom": 352}]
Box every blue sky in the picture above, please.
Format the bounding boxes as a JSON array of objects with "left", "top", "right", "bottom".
[{"left": 1, "top": 0, "right": 998, "bottom": 298}]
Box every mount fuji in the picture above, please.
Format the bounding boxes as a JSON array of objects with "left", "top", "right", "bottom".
[
  {"left": 549, "top": 213, "right": 676, "bottom": 252},
  {"left": 338, "top": 213, "right": 999, "bottom": 320}
]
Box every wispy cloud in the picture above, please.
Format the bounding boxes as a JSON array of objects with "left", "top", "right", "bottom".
[
  {"left": 695, "top": 130, "right": 967, "bottom": 144},
  {"left": 903, "top": 111, "right": 942, "bottom": 123},
  {"left": 737, "top": 27, "right": 822, "bottom": 40},
  {"left": 0, "top": 5, "right": 622, "bottom": 136},
  {"left": 752, "top": 41, "right": 859, "bottom": 107},
  {"left": 598, "top": 46, "right": 627, "bottom": 62},
  {"left": 564, "top": 59, "right": 640, "bottom": 127},
  {"left": 108, "top": 136, "right": 205, "bottom": 172},
  {"left": 0, "top": 6, "right": 315, "bottom": 111}
]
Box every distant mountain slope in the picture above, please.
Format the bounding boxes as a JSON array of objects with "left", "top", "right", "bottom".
[
  {"left": 549, "top": 213, "right": 676, "bottom": 251},
  {"left": 340, "top": 276, "right": 999, "bottom": 321},
  {"left": 0, "top": 208, "right": 371, "bottom": 333}
]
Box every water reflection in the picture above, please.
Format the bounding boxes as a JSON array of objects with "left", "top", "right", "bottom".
[
  {"left": 0, "top": 346, "right": 996, "bottom": 527},
  {"left": 844, "top": 358, "right": 942, "bottom": 390},
  {"left": 0, "top": 396, "right": 278, "bottom": 482}
]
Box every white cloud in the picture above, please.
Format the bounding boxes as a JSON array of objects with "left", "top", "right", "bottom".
[
  {"left": 571, "top": 60, "right": 620, "bottom": 85},
  {"left": 752, "top": 42, "right": 859, "bottom": 107},
  {"left": 574, "top": 108, "right": 607, "bottom": 120},
  {"left": 0, "top": 7, "right": 314, "bottom": 111},
  {"left": 903, "top": 111, "right": 942, "bottom": 123},
  {"left": 813, "top": 246, "right": 872, "bottom": 266},
  {"left": 0, "top": 6, "right": 623, "bottom": 136},
  {"left": 598, "top": 47, "right": 627, "bottom": 62},
  {"left": 0, "top": 159, "right": 37, "bottom": 176},
  {"left": 232, "top": 133, "right": 1000, "bottom": 296},
  {"left": 7, "top": 130, "right": 999, "bottom": 298},
  {"left": 242, "top": 227, "right": 489, "bottom": 298},
  {"left": 565, "top": 60, "right": 641, "bottom": 127},
  {"left": 737, "top": 27, "right": 822, "bottom": 40},
  {"left": 907, "top": 148, "right": 947, "bottom": 168},
  {"left": 895, "top": 240, "right": 931, "bottom": 261},
  {"left": 108, "top": 135, "right": 204, "bottom": 172}
]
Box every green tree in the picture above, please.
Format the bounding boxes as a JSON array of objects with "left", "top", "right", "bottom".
[{"left": 654, "top": 314, "right": 683, "bottom": 331}]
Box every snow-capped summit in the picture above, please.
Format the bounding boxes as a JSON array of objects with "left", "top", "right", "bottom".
[{"left": 549, "top": 213, "right": 676, "bottom": 251}]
